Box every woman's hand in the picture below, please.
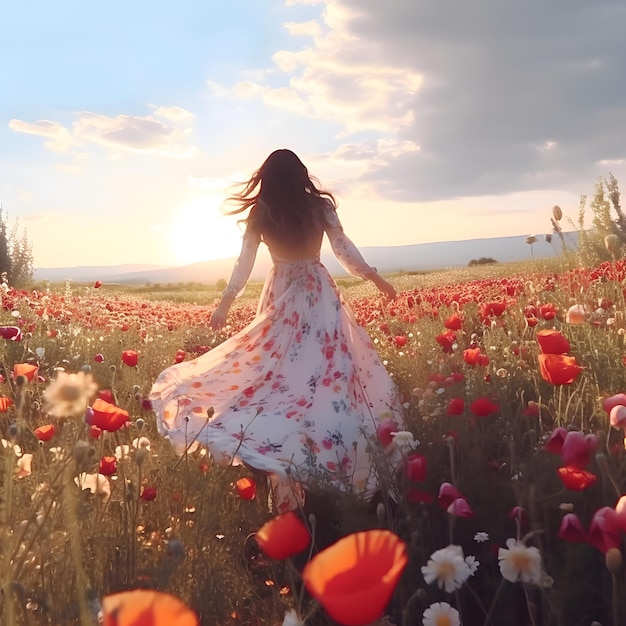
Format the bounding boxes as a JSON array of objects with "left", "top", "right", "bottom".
[
  {"left": 368, "top": 273, "right": 397, "bottom": 300},
  {"left": 210, "top": 302, "right": 230, "bottom": 330}
]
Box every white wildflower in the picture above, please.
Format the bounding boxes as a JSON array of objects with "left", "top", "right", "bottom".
[
  {"left": 75, "top": 473, "right": 111, "bottom": 499},
  {"left": 43, "top": 371, "right": 98, "bottom": 418},
  {"left": 421, "top": 545, "right": 476, "bottom": 592},
  {"left": 422, "top": 601, "right": 461, "bottom": 626},
  {"left": 498, "top": 538, "right": 543, "bottom": 584},
  {"left": 474, "top": 531, "right": 489, "bottom": 543},
  {"left": 391, "top": 430, "right": 418, "bottom": 451}
]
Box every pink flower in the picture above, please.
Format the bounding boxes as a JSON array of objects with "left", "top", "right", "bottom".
[
  {"left": 557, "top": 513, "right": 587, "bottom": 543},
  {"left": 588, "top": 507, "right": 621, "bottom": 554},
  {"left": 560, "top": 431, "right": 591, "bottom": 469},
  {"left": 438, "top": 483, "right": 463, "bottom": 510},
  {"left": 447, "top": 497, "right": 474, "bottom": 518}
]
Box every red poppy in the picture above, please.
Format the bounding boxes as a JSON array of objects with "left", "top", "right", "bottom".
[
  {"left": 174, "top": 349, "right": 187, "bottom": 364},
  {"left": 255, "top": 512, "right": 310, "bottom": 559},
  {"left": 469, "top": 397, "right": 499, "bottom": 417},
  {"left": 560, "top": 431, "right": 591, "bottom": 468},
  {"left": 13, "top": 363, "right": 38, "bottom": 382},
  {"left": 438, "top": 482, "right": 463, "bottom": 510},
  {"left": 539, "top": 303, "right": 557, "bottom": 320},
  {"left": 463, "top": 347, "right": 489, "bottom": 367},
  {"left": 101, "top": 589, "right": 198, "bottom": 626},
  {"left": 587, "top": 507, "right": 621, "bottom": 553},
  {"left": 376, "top": 419, "right": 400, "bottom": 448},
  {"left": 446, "top": 398, "right": 465, "bottom": 416},
  {"left": 435, "top": 330, "right": 456, "bottom": 353},
  {"left": 557, "top": 466, "right": 597, "bottom": 491},
  {"left": 89, "top": 425, "right": 103, "bottom": 439},
  {"left": 447, "top": 497, "right": 474, "bottom": 518},
  {"left": 94, "top": 280, "right": 102, "bottom": 289},
  {"left": 235, "top": 477, "right": 256, "bottom": 500},
  {"left": 0, "top": 326, "right": 23, "bottom": 341},
  {"left": 538, "top": 354, "right": 583, "bottom": 385},
  {"left": 481, "top": 301, "right": 507, "bottom": 318},
  {"left": 545, "top": 427, "right": 567, "bottom": 454},
  {"left": 302, "top": 529, "right": 407, "bottom": 626},
  {"left": 99, "top": 456, "right": 118, "bottom": 476},
  {"left": 444, "top": 313, "right": 463, "bottom": 330},
  {"left": 405, "top": 453, "right": 427, "bottom": 483},
  {"left": 140, "top": 486, "right": 157, "bottom": 501},
  {"left": 94, "top": 353, "right": 105, "bottom": 363},
  {"left": 557, "top": 513, "right": 587, "bottom": 543},
  {"left": 91, "top": 398, "right": 129, "bottom": 432},
  {"left": 34, "top": 424, "right": 55, "bottom": 441},
  {"left": 603, "top": 393, "right": 626, "bottom": 414},
  {"left": 536, "top": 329, "right": 570, "bottom": 355},
  {"left": 0, "top": 396, "right": 14, "bottom": 412},
  {"left": 394, "top": 335, "right": 407, "bottom": 348},
  {"left": 98, "top": 389, "right": 115, "bottom": 404},
  {"left": 121, "top": 350, "right": 139, "bottom": 367}
]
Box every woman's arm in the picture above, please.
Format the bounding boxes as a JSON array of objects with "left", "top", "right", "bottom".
[
  {"left": 210, "top": 228, "right": 261, "bottom": 329},
  {"left": 323, "top": 203, "right": 397, "bottom": 299}
]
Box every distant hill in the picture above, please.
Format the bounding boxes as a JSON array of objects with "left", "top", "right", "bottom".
[{"left": 33, "top": 232, "right": 578, "bottom": 285}]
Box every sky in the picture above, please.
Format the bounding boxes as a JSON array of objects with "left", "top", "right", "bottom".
[{"left": 2, "top": 0, "right": 626, "bottom": 269}]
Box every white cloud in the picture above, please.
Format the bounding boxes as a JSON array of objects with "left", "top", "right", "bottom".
[
  {"left": 8, "top": 119, "right": 76, "bottom": 152},
  {"left": 151, "top": 105, "right": 194, "bottom": 123},
  {"left": 283, "top": 20, "right": 322, "bottom": 38},
  {"left": 10, "top": 107, "right": 197, "bottom": 158}
]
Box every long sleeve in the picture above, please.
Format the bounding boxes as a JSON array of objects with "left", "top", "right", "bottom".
[
  {"left": 323, "top": 204, "right": 376, "bottom": 279},
  {"left": 221, "top": 228, "right": 262, "bottom": 299}
]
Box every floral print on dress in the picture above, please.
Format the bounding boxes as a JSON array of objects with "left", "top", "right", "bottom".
[{"left": 149, "top": 211, "right": 404, "bottom": 512}]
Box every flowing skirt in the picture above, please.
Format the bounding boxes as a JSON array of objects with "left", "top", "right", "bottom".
[{"left": 149, "top": 258, "right": 404, "bottom": 512}]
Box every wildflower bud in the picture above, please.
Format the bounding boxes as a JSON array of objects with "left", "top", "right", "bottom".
[
  {"left": 207, "top": 407, "right": 215, "bottom": 419},
  {"left": 558, "top": 502, "right": 574, "bottom": 512},
  {"left": 134, "top": 392, "right": 143, "bottom": 402},
  {"left": 14, "top": 375, "right": 27, "bottom": 388},
  {"left": 135, "top": 418, "right": 145, "bottom": 431},
  {"left": 605, "top": 547, "right": 622, "bottom": 575},
  {"left": 72, "top": 441, "right": 93, "bottom": 468},
  {"left": 134, "top": 448, "right": 149, "bottom": 467},
  {"left": 552, "top": 205, "right": 562, "bottom": 221},
  {"left": 166, "top": 539, "right": 185, "bottom": 560},
  {"left": 109, "top": 365, "right": 116, "bottom": 373},
  {"left": 6, "top": 423, "right": 20, "bottom": 441},
  {"left": 133, "top": 385, "right": 141, "bottom": 395},
  {"left": 80, "top": 364, "right": 92, "bottom": 373},
  {"left": 376, "top": 502, "right": 386, "bottom": 523},
  {"left": 496, "top": 368, "right": 508, "bottom": 378}
]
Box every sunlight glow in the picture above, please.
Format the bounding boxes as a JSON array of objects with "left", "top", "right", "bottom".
[{"left": 168, "top": 196, "right": 243, "bottom": 266}]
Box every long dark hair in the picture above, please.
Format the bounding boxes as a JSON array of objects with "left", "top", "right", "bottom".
[{"left": 224, "top": 149, "right": 336, "bottom": 246}]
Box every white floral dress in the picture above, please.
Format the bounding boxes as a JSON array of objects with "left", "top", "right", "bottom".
[{"left": 149, "top": 205, "right": 404, "bottom": 512}]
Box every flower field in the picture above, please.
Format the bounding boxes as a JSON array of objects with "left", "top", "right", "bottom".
[{"left": 2, "top": 257, "right": 626, "bottom": 625}]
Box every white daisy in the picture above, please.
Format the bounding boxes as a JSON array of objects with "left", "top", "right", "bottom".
[
  {"left": 43, "top": 371, "right": 97, "bottom": 418},
  {"left": 498, "top": 538, "right": 543, "bottom": 584},
  {"left": 474, "top": 531, "right": 489, "bottom": 543},
  {"left": 422, "top": 601, "right": 461, "bottom": 626},
  {"left": 421, "top": 545, "right": 476, "bottom": 592}
]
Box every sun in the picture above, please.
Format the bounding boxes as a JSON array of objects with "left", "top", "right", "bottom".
[{"left": 168, "top": 196, "right": 243, "bottom": 266}]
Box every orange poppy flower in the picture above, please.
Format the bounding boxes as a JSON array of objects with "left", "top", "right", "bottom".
[
  {"left": 302, "top": 529, "right": 407, "bottom": 626},
  {"left": 557, "top": 466, "right": 597, "bottom": 491},
  {"left": 90, "top": 398, "right": 129, "bottom": 432},
  {"left": 536, "top": 329, "right": 570, "bottom": 355},
  {"left": 34, "top": 424, "right": 55, "bottom": 441},
  {"left": 255, "top": 511, "right": 310, "bottom": 559},
  {"left": 13, "top": 363, "right": 38, "bottom": 382},
  {"left": 101, "top": 589, "right": 198, "bottom": 626},
  {"left": 0, "top": 396, "right": 14, "bottom": 412},
  {"left": 235, "top": 477, "right": 256, "bottom": 500},
  {"left": 538, "top": 354, "right": 583, "bottom": 385}
]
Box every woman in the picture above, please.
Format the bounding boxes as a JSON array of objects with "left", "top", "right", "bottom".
[{"left": 150, "top": 149, "right": 404, "bottom": 512}]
